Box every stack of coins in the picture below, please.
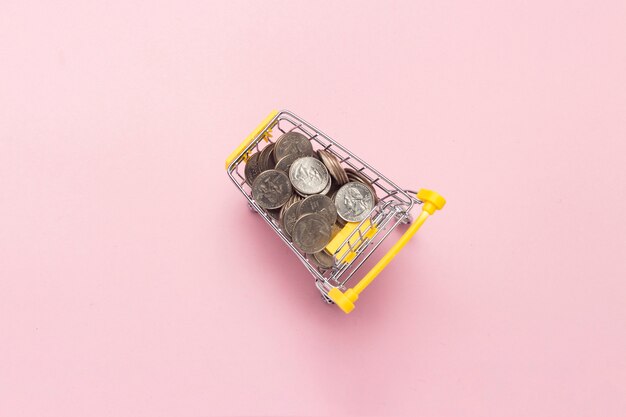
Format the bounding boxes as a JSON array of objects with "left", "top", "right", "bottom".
[{"left": 246, "top": 132, "right": 377, "bottom": 269}]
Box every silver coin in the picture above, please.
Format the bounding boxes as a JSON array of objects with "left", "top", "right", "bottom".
[
  {"left": 335, "top": 182, "right": 375, "bottom": 222},
  {"left": 318, "top": 149, "right": 348, "bottom": 185},
  {"left": 345, "top": 168, "right": 379, "bottom": 203},
  {"left": 244, "top": 152, "right": 262, "bottom": 185},
  {"left": 312, "top": 250, "right": 335, "bottom": 269},
  {"left": 274, "top": 131, "right": 314, "bottom": 161},
  {"left": 320, "top": 175, "right": 332, "bottom": 195},
  {"left": 336, "top": 216, "right": 347, "bottom": 228},
  {"left": 258, "top": 142, "right": 276, "bottom": 171},
  {"left": 251, "top": 169, "right": 293, "bottom": 209},
  {"left": 278, "top": 197, "right": 291, "bottom": 224},
  {"left": 257, "top": 145, "right": 268, "bottom": 171},
  {"left": 275, "top": 153, "right": 301, "bottom": 173},
  {"left": 266, "top": 208, "right": 281, "bottom": 220},
  {"left": 266, "top": 143, "right": 277, "bottom": 170},
  {"left": 298, "top": 194, "right": 337, "bottom": 225},
  {"left": 289, "top": 157, "right": 329, "bottom": 195},
  {"left": 278, "top": 193, "right": 300, "bottom": 226},
  {"left": 326, "top": 177, "right": 340, "bottom": 199},
  {"left": 282, "top": 200, "right": 302, "bottom": 238},
  {"left": 317, "top": 150, "right": 335, "bottom": 177},
  {"left": 285, "top": 192, "right": 302, "bottom": 207},
  {"left": 294, "top": 175, "right": 329, "bottom": 197},
  {"left": 333, "top": 157, "right": 349, "bottom": 185},
  {"left": 323, "top": 149, "right": 348, "bottom": 184},
  {"left": 292, "top": 213, "right": 332, "bottom": 254}
]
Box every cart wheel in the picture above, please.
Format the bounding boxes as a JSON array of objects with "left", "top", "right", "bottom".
[
  {"left": 396, "top": 211, "right": 413, "bottom": 225},
  {"left": 321, "top": 293, "right": 334, "bottom": 304}
]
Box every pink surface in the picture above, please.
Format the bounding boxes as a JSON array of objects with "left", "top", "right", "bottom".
[{"left": 1, "top": 1, "right": 625, "bottom": 416}]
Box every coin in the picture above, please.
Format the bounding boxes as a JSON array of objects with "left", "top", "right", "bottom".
[
  {"left": 335, "top": 182, "right": 375, "bottom": 222},
  {"left": 278, "top": 201, "right": 288, "bottom": 225},
  {"left": 320, "top": 175, "right": 332, "bottom": 196},
  {"left": 258, "top": 142, "right": 276, "bottom": 172},
  {"left": 285, "top": 192, "right": 303, "bottom": 207},
  {"left": 278, "top": 193, "right": 301, "bottom": 227},
  {"left": 266, "top": 208, "right": 281, "bottom": 220},
  {"left": 345, "top": 168, "right": 379, "bottom": 203},
  {"left": 326, "top": 177, "right": 340, "bottom": 199},
  {"left": 318, "top": 149, "right": 348, "bottom": 185},
  {"left": 244, "top": 152, "right": 262, "bottom": 185},
  {"left": 311, "top": 250, "right": 335, "bottom": 269},
  {"left": 266, "top": 143, "right": 277, "bottom": 170},
  {"left": 282, "top": 200, "right": 302, "bottom": 238},
  {"left": 289, "top": 157, "right": 330, "bottom": 195},
  {"left": 275, "top": 153, "right": 300, "bottom": 173},
  {"left": 298, "top": 194, "right": 337, "bottom": 225},
  {"left": 292, "top": 213, "right": 332, "bottom": 253},
  {"left": 336, "top": 216, "right": 347, "bottom": 228},
  {"left": 293, "top": 177, "right": 330, "bottom": 198},
  {"left": 251, "top": 169, "right": 293, "bottom": 209},
  {"left": 274, "top": 131, "right": 314, "bottom": 161},
  {"left": 257, "top": 145, "right": 268, "bottom": 171},
  {"left": 345, "top": 167, "right": 371, "bottom": 184}
]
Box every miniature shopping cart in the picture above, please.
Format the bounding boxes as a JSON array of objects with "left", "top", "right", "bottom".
[{"left": 225, "top": 110, "right": 446, "bottom": 313}]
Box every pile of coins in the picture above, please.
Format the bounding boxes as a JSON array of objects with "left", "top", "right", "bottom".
[{"left": 246, "top": 131, "right": 377, "bottom": 269}]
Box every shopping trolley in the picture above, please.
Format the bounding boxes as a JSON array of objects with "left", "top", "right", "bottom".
[{"left": 225, "top": 110, "right": 446, "bottom": 313}]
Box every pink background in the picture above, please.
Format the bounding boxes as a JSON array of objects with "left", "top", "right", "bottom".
[{"left": 1, "top": 1, "right": 625, "bottom": 416}]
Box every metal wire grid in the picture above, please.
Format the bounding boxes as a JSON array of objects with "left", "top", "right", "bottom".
[{"left": 226, "top": 110, "right": 422, "bottom": 295}]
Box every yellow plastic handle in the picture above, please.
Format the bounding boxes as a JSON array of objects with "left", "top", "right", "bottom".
[
  {"left": 225, "top": 110, "right": 279, "bottom": 170},
  {"left": 328, "top": 189, "right": 446, "bottom": 313}
]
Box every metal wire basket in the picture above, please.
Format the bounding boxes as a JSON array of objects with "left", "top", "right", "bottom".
[{"left": 225, "top": 110, "right": 445, "bottom": 313}]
